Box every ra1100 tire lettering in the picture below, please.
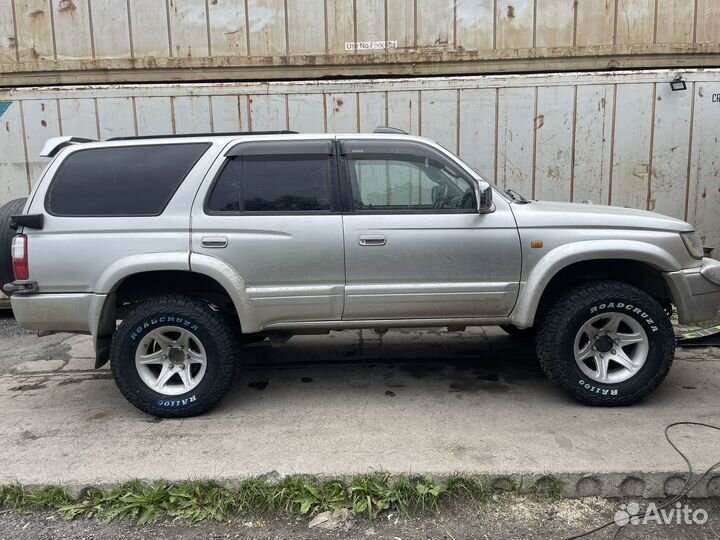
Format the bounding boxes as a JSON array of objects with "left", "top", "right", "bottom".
[
  {"left": 157, "top": 395, "right": 197, "bottom": 407},
  {"left": 578, "top": 379, "right": 619, "bottom": 396}
]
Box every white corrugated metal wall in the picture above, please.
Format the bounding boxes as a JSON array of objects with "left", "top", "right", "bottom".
[
  {"left": 1, "top": 69, "right": 719, "bottom": 248},
  {"left": 2, "top": 0, "right": 718, "bottom": 84}
]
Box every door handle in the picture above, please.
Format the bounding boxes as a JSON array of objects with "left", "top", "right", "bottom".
[
  {"left": 201, "top": 236, "right": 228, "bottom": 248},
  {"left": 358, "top": 234, "right": 386, "bottom": 246}
]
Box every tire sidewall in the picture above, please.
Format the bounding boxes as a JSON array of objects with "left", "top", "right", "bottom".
[
  {"left": 113, "top": 309, "right": 224, "bottom": 414},
  {"left": 552, "top": 294, "right": 670, "bottom": 401}
]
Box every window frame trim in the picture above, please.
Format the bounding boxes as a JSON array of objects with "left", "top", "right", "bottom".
[
  {"left": 44, "top": 142, "right": 212, "bottom": 218},
  {"left": 203, "top": 140, "right": 342, "bottom": 216}
]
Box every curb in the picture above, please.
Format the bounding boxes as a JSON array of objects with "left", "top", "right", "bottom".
[{"left": 12, "top": 471, "right": 720, "bottom": 500}]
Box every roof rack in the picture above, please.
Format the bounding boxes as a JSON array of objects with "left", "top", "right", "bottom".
[
  {"left": 107, "top": 130, "right": 299, "bottom": 141},
  {"left": 373, "top": 126, "right": 408, "bottom": 135}
]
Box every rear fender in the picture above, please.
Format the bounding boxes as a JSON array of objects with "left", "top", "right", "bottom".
[{"left": 92, "top": 253, "right": 260, "bottom": 367}]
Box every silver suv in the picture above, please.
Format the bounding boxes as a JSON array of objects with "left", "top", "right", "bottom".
[{"left": 3, "top": 130, "right": 720, "bottom": 417}]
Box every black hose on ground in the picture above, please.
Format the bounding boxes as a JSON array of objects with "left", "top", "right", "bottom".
[{"left": 561, "top": 421, "right": 720, "bottom": 540}]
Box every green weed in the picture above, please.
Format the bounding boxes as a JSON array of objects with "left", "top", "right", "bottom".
[
  {"left": 528, "top": 475, "right": 565, "bottom": 499},
  {"left": 445, "top": 474, "right": 494, "bottom": 502},
  {"left": 0, "top": 474, "right": 561, "bottom": 525}
]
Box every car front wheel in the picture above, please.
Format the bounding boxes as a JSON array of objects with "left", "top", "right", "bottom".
[{"left": 536, "top": 281, "right": 675, "bottom": 406}]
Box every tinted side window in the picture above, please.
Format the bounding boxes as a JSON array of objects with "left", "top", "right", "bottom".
[
  {"left": 207, "top": 155, "right": 333, "bottom": 213},
  {"left": 46, "top": 143, "right": 210, "bottom": 216}
]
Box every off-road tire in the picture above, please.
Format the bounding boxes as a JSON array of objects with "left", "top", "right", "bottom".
[
  {"left": 0, "top": 197, "right": 28, "bottom": 293},
  {"left": 500, "top": 324, "right": 536, "bottom": 341},
  {"left": 110, "top": 295, "right": 240, "bottom": 418},
  {"left": 536, "top": 281, "right": 675, "bottom": 406}
]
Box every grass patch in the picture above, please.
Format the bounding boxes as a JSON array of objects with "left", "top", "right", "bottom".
[
  {"left": 0, "top": 474, "right": 564, "bottom": 525},
  {"left": 0, "top": 485, "right": 72, "bottom": 509},
  {"left": 528, "top": 475, "right": 565, "bottom": 499}
]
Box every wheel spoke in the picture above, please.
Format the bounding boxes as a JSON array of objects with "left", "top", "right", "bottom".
[
  {"left": 603, "top": 314, "right": 623, "bottom": 333},
  {"left": 154, "top": 364, "right": 175, "bottom": 390},
  {"left": 594, "top": 355, "right": 610, "bottom": 382},
  {"left": 152, "top": 331, "right": 173, "bottom": 349},
  {"left": 137, "top": 349, "right": 165, "bottom": 365},
  {"left": 179, "top": 331, "right": 191, "bottom": 350},
  {"left": 177, "top": 365, "right": 192, "bottom": 391},
  {"left": 187, "top": 350, "right": 205, "bottom": 363},
  {"left": 611, "top": 349, "right": 639, "bottom": 373},
  {"left": 617, "top": 332, "right": 644, "bottom": 346},
  {"left": 576, "top": 340, "right": 594, "bottom": 361}
]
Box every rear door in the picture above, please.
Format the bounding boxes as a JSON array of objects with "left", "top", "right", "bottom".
[
  {"left": 339, "top": 138, "right": 521, "bottom": 321},
  {"left": 191, "top": 138, "right": 346, "bottom": 328}
]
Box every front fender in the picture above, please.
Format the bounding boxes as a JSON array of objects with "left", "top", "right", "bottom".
[{"left": 509, "top": 239, "right": 682, "bottom": 328}]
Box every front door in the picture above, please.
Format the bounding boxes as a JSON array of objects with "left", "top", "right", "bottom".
[
  {"left": 339, "top": 138, "right": 521, "bottom": 321},
  {"left": 191, "top": 138, "right": 345, "bottom": 328}
]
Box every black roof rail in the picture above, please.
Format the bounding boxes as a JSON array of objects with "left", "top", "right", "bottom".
[
  {"left": 373, "top": 126, "right": 408, "bottom": 135},
  {"left": 107, "top": 130, "right": 299, "bottom": 141}
]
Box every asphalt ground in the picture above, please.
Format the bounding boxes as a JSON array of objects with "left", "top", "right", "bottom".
[{"left": 1, "top": 313, "right": 719, "bottom": 501}]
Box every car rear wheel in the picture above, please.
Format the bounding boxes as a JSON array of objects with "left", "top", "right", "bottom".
[
  {"left": 0, "top": 197, "right": 28, "bottom": 294},
  {"left": 536, "top": 281, "right": 675, "bottom": 406},
  {"left": 110, "top": 295, "right": 240, "bottom": 418}
]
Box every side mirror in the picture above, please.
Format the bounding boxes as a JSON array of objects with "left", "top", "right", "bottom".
[{"left": 477, "top": 181, "right": 493, "bottom": 213}]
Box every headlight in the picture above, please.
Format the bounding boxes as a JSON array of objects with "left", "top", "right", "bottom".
[{"left": 681, "top": 231, "right": 704, "bottom": 260}]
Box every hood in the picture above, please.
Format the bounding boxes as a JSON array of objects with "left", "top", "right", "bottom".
[{"left": 509, "top": 200, "right": 693, "bottom": 233}]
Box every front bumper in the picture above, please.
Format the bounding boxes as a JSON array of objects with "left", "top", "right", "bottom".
[{"left": 665, "top": 258, "right": 720, "bottom": 324}]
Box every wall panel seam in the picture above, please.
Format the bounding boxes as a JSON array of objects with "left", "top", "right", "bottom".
[{"left": 683, "top": 82, "right": 696, "bottom": 221}]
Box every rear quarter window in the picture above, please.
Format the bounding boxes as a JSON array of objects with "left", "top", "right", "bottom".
[{"left": 45, "top": 143, "right": 210, "bottom": 217}]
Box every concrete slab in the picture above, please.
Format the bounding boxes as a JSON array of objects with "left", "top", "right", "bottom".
[
  {"left": 11, "top": 359, "right": 66, "bottom": 373},
  {"left": 1, "top": 327, "right": 719, "bottom": 498}
]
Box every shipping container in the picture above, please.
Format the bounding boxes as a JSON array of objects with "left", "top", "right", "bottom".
[
  {"left": 0, "top": 0, "right": 718, "bottom": 85},
  {"left": 1, "top": 68, "right": 718, "bottom": 250}
]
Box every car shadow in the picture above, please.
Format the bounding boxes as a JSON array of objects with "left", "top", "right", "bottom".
[{"left": 230, "top": 327, "right": 546, "bottom": 401}]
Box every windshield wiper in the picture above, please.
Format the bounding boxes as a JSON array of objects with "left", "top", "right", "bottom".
[{"left": 505, "top": 189, "right": 530, "bottom": 204}]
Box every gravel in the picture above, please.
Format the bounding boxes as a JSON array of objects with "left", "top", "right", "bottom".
[{"left": 1, "top": 497, "right": 719, "bottom": 540}]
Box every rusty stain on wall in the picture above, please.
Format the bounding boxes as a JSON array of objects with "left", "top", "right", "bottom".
[{"left": 57, "top": 0, "right": 77, "bottom": 13}]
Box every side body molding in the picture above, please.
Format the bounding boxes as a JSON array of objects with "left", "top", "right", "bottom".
[
  {"left": 189, "top": 253, "right": 260, "bottom": 333},
  {"left": 510, "top": 239, "right": 683, "bottom": 328}
]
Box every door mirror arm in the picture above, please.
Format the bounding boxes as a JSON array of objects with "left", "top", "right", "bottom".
[{"left": 477, "top": 181, "right": 494, "bottom": 213}]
